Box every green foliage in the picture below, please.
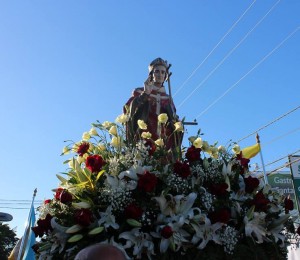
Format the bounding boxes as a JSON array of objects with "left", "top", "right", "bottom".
[{"left": 0, "top": 222, "right": 18, "bottom": 260}]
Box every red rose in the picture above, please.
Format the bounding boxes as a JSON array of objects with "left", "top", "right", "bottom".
[
  {"left": 244, "top": 176, "right": 260, "bottom": 193},
  {"left": 77, "top": 142, "right": 90, "bottom": 156},
  {"left": 144, "top": 140, "right": 156, "bottom": 156},
  {"left": 161, "top": 225, "right": 173, "bottom": 239},
  {"left": 32, "top": 214, "right": 53, "bottom": 238},
  {"left": 173, "top": 161, "right": 191, "bottom": 178},
  {"left": 138, "top": 171, "right": 158, "bottom": 192},
  {"left": 251, "top": 191, "right": 270, "bottom": 211},
  {"left": 74, "top": 208, "right": 94, "bottom": 226},
  {"left": 55, "top": 188, "right": 63, "bottom": 200},
  {"left": 124, "top": 204, "right": 143, "bottom": 220},
  {"left": 44, "top": 199, "right": 51, "bottom": 204},
  {"left": 186, "top": 145, "right": 201, "bottom": 162},
  {"left": 209, "top": 208, "right": 231, "bottom": 224},
  {"left": 55, "top": 188, "right": 72, "bottom": 204},
  {"left": 236, "top": 152, "right": 250, "bottom": 170},
  {"left": 284, "top": 197, "right": 294, "bottom": 213},
  {"left": 210, "top": 183, "right": 228, "bottom": 197},
  {"left": 86, "top": 154, "right": 106, "bottom": 173}
]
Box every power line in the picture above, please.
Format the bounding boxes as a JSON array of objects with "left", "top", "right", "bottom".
[
  {"left": 0, "top": 199, "right": 43, "bottom": 202},
  {"left": 237, "top": 104, "right": 300, "bottom": 143},
  {"left": 267, "top": 156, "right": 300, "bottom": 176},
  {"left": 178, "top": 0, "right": 282, "bottom": 109},
  {"left": 173, "top": 0, "right": 257, "bottom": 97},
  {"left": 252, "top": 148, "right": 300, "bottom": 172},
  {"left": 263, "top": 127, "right": 300, "bottom": 146},
  {"left": 195, "top": 27, "right": 300, "bottom": 119},
  {"left": 0, "top": 207, "right": 38, "bottom": 210}
]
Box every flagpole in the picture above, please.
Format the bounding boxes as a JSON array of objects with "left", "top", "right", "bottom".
[
  {"left": 256, "top": 133, "right": 268, "bottom": 184},
  {"left": 17, "top": 188, "right": 37, "bottom": 260}
]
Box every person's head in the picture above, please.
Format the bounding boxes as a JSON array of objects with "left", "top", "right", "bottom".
[
  {"left": 74, "top": 244, "right": 126, "bottom": 260},
  {"left": 148, "top": 57, "right": 169, "bottom": 85}
]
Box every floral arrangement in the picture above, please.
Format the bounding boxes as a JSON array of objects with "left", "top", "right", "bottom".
[{"left": 32, "top": 113, "right": 300, "bottom": 259}]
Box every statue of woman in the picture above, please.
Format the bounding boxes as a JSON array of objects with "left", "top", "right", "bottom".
[{"left": 124, "top": 58, "right": 182, "bottom": 150}]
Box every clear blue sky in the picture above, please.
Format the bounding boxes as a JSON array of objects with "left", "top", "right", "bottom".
[{"left": 0, "top": 0, "right": 299, "bottom": 238}]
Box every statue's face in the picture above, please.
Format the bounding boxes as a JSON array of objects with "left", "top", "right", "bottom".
[{"left": 152, "top": 65, "right": 166, "bottom": 85}]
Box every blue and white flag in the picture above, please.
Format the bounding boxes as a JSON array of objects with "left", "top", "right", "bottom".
[{"left": 16, "top": 189, "right": 37, "bottom": 260}]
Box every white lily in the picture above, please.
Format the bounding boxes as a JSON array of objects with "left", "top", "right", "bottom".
[
  {"left": 98, "top": 206, "right": 119, "bottom": 230},
  {"left": 244, "top": 212, "right": 267, "bottom": 243},
  {"left": 191, "top": 216, "right": 223, "bottom": 249},
  {"left": 119, "top": 165, "right": 152, "bottom": 181},
  {"left": 153, "top": 192, "right": 198, "bottom": 219},
  {"left": 119, "top": 228, "right": 155, "bottom": 259}
]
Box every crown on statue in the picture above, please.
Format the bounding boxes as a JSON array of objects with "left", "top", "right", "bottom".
[{"left": 148, "top": 57, "right": 168, "bottom": 73}]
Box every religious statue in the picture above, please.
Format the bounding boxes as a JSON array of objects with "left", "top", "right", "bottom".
[{"left": 123, "top": 57, "right": 183, "bottom": 151}]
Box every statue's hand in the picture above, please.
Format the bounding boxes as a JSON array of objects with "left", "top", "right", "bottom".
[{"left": 144, "top": 76, "right": 153, "bottom": 95}]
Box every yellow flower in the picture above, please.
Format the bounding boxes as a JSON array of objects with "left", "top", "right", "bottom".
[
  {"left": 174, "top": 121, "right": 184, "bottom": 132},
  {"left": 72, "top": 142, "right": 80, "bottom": 152},
  {"left": 89, "top": 127, "right": 98, "bottom": 136},
  {"left": 111, "top": 136, "right": 122, "bottom": 148},
  {"left": 137, "top": 120, "right": 147, "bottom": 130},
  {"left": 193, "top": 137, "right": 203, "bottom": 148},
  {"left": 232, "top": 144, "right": 240, "bottom": 154},
  {"left": 82, "top": 132, "right": 90, "bottom": 141},
  {"left": 62, "top": 146, "right": 70, "bottom": 155},
  {"left": 77, "top": 156, "right": 84, "bottom": 164},
  {"left": 141, "top": 132, "right": 152, "bottom": 139},
  {"left": 68, "top": 160, "right": 74, "bottom": 169},
  {"left": 155, "top": 138, "right": 164, "bottom": 147},
  {"left": 98, "top": 144, "right": 106, "bottom": 151},
  {"left": 115, "top": 114, "right": 128, "bottom": 124},
  {"left": 201, "top": 141, "right": 210, "bottom": 152},
  {"left": 158, "top": 113, "right": 168, "bottom": 124},
  {"left": 218, "top": 145, "right": 226, "bottom": 153},
  {"left": 109, "top": 125, "right": 118, "bottom": 136},
  {"left": 209, "top": 147, "right": 219, "bottom": 159},
  {"left": 102, "top": 121, "right": 112, "bottom": 129}
]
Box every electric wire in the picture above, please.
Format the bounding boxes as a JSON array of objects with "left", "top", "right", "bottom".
[
  {"left": 263, "top": 127, "right": 300, "bottom": 146},
  {"left": 173, "top": 0, "right": 257, "bottom": 97},
  {"left": 237, "top": 104, "right": 300, "bottom": 143},
  {"left": 195, "top": 27, "right": 300, "bottom": 119},
  {"left": 266, "top": 156, "right": 300, "bottom": 176},
  {"left": 252, "top": 148, "right": 300, "bottom": 172},
  {"left": 0, "top": 207, "right": 38, "bottom": 210},
  {"left": 177, "top": 0, "right": 282, "bottom": 109}
]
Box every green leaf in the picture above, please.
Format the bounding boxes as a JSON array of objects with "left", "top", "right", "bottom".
[
  {"left": 126, "top": 219, "right": 142, "bottom": 227},
  {"left": 88, "top": 226, "right": 104, "bottom": 235},
  {"left": 67, "top": 234, "right": 83, "bottom": 243},
  {"left": 246, "top": 205, "right": 255, "bottom": 219},
  {"left": 96, "top": 170, "right": 105, "bottom": 182},
  {"left": 66, "top": 224, "right": 82, "bottom": 234},
  {"left": 56, "top": 174, "right": 68, "bottom": 184}
]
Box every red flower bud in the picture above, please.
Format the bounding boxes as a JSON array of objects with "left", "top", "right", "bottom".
[
  {"left": 86, "top": 154, "right": 106, "bottom": 173},
  {"left": 284, "top": 197, "right": 294, "bottom": 213},
  {"left": 77, "top": 142, "right": 90, "bottom": 156},
  {"left": 44, "top": 199, "right": 51, "bottom": 204},
  {"left": 138, "top": 171, "right": 158, "bottom": 193},
  {"left": 173, "top": 161, "right": 191, "bottom": 178},
  {"left": 124, "top": 204, "right": 143, "bottom": 220},
  {"left": 244, "top": 176, "right": 260, "bottom": 193},
  {"left": 161, "top": 225, "right": 173, "bottom": 239},
  {"left": 55, "top": 188, "right": 72, "bottom": 204},
  {"left": 74, "top": 208, "right": 94, "bottom": 226},
  {"left": 186, "top": 145, "right": 201, "bottom": 162}
]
